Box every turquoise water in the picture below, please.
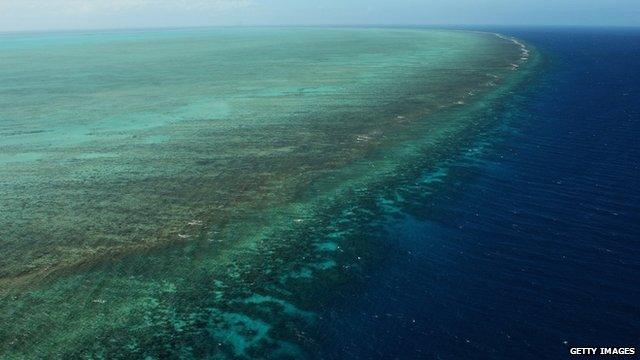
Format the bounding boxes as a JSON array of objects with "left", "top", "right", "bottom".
[{"left": 0, "top": 27, "right": 530, "bottom": 358}]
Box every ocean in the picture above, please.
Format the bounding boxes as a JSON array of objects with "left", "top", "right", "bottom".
[
  {"left": 316, "top": 27, "right": 640, "bottom": 359},
  {"left": 0, "top": 27, "right": 638, "bottom": 359}
]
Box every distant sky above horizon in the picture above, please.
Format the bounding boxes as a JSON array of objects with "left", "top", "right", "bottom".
[{"left": 1, "top": 0, "right": 639, "bottom": 32}]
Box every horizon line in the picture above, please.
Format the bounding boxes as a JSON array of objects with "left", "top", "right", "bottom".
[{"left": 2, "top": 23, "right": 640, "bottom": 35}]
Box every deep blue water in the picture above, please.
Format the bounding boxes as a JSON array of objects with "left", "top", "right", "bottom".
[{"left": 318, "top": 28, "right": 640, "bottom": 359}]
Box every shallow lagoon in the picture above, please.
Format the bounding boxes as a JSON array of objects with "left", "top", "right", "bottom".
[{"left": 0, "top": 28, "right": 529, "bottom": 358}]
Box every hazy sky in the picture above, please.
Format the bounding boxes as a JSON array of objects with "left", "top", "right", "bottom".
[{"left": 1, "top": 0, "right": 639, "bottom": 32}]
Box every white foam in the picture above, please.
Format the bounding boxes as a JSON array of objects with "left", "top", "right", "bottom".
[{"left": 493, "top": 33, "right": 530, "bottom": 68}]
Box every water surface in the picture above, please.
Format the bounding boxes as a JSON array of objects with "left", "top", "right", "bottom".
[{"left": 317, "top": 27, "right": 640, "bottom": 359}]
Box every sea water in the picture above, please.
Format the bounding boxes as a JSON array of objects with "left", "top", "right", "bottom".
[{"left": 317, "top": 27, "right": 640, "bottom": 359}]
